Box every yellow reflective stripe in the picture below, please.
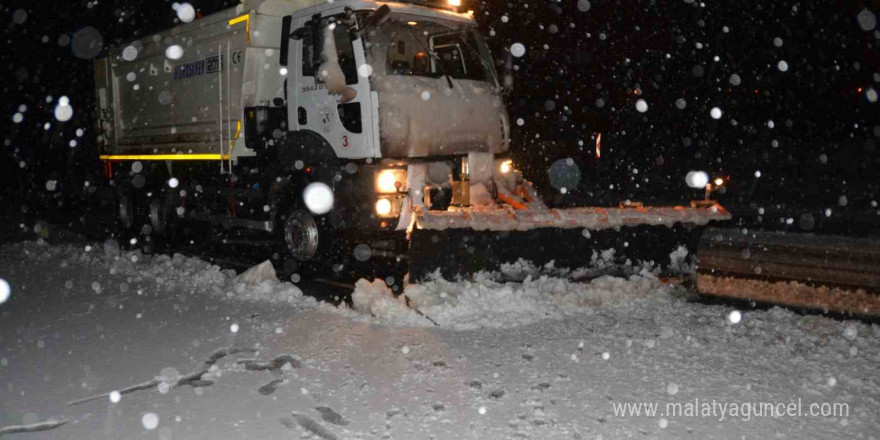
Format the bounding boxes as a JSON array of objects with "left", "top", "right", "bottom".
[
  {"left": 100, "top": 154, "right": 230, "bottom": 161},
  {"left": 232, "top": 119, "right": 242, "bottom": 140},
  {"left": 103, "top": 120, "right": 242, "bottom": 162},
  {"left": 228, "top": 14, "right": 249, "bottom": 26},
  {"left": 228, "top": 14, "right": 250, "bottom": 43}
]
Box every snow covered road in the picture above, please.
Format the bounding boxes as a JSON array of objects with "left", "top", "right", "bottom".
[{"left": 1, "top": 240, "right": 878, "bottom": 439}]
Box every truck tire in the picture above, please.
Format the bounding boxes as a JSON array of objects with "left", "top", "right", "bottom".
[
  {"left": 117, "top": 193, "right": 135, "bottom": 230},
  {"left": 280, "top": 208, "right": 339, "bottom": 278},
  {"left": 149, "top": 197, "right": 168, "bottom": 234},
  {"left": 283, "top": 209, "right": 321, "bottom": 261}
]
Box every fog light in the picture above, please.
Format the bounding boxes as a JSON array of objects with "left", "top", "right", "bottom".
[
  {"left": 499, "top": 159, "right": 513, "bottom": 174},
  {"left": 375, "top": 198, "right": 393, "bottom": 216}
]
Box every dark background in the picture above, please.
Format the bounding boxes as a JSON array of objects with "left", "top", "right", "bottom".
[{"left": 2, "top": 0, "right": 879, "bottom": 236}]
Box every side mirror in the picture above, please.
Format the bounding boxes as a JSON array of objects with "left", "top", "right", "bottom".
[
  {"left": 358, "top": 5, "right": 391, "bottom": 35},
  {"left": 280, "top": 16, "right": 293, "bottom": 66},
  {"left": 371, "top": 5, "right": 392, "bottom": 27},
  {"left": 291, "top": 27, "right": 309, "bottom": 41},
  {"left": 502, "top": 51, "right": 514, "bottom": 94}
]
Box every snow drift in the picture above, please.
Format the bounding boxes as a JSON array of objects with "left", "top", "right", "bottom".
[
  {"left": 8, "top": 239, "right": 314, "bottom": 307},
  {"left": 350, "top": 269, "right": 675, "bottom": 330}
]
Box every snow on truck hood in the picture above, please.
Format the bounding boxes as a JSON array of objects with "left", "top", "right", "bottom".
[{"left": 375, "top": 75, "right": 509, "bottom": 158}]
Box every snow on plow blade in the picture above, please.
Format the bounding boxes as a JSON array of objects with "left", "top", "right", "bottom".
[
  {"left": 696, "top": 227, "right": 880, "bottom": 315},
  {"left": 408, "top": 204, "right": 731, "bottom": 282}
]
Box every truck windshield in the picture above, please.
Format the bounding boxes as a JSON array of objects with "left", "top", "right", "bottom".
[{"left": 368, "top": 13, "right": 497, "bottom": 85}]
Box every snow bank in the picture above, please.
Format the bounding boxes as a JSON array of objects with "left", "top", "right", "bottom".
[
  {"left": 345, "top": 248, "right": 688, "bottom": 329},
  {"left": 347, "top": 269, "right": 675, "bottom": 330},
  {"left": 493, "top": 245, "right": 691, "bottom": 281},
  {"left": 327, "top": 241, "right": 691, "bottom": 329},
  {"left": 8, "top": 239, "right": 679, "bottom": 330},
  {"left": 9, "top": 240, "right": 315, "bottom": 307},
  {"left": 350, "top": 279, "right": 432, "bottom": 327}
]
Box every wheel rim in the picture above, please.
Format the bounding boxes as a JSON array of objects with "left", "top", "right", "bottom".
[
  {"left": 284, "top": 210, "right": 319, "bottom": 261},
  {"left": 149, "top": 198, "right": 167, "bottom": 233}
]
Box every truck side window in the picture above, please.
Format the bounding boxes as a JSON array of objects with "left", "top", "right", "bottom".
[
  {"left": 302, "top": 27, "right": 316, "bottom": 77},
  {"left": 301, "top": 21, "right": 358, "bottom": 86},
  {"left": 337, "top": 102, "right": 362, "bottom": 133},
  {"left": 333, "top": 24, "right": 358, "bottom": 85}
]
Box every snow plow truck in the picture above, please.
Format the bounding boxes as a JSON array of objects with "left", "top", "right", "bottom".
[{"left": 92, "top": 0, "right": 730, "bottom": 282}]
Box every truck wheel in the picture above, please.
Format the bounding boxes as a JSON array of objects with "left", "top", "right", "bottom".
[
  {"left": 283, "top": 209, "right": 321, "bottom": 261},
  {"left": 149, "top": 197, "right": 168, "bottom": 234},
  {"left": 117, "top": 194, "right": 135, "bottom": 230}
]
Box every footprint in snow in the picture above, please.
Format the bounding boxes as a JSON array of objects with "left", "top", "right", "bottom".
[
  {"left": 532, "top": 382, "right": 551, "bottom": 392},
  {"left": 239, "top": 354, "right": 301, "bottom": 371},
  {"left": 184, "top": 379, "right": 215, "bottom": 388},
  {"left": 315, "top": 406, "right": 349, "bottom": 426},
  {"left": 258, "top": 379, "right": 284, "bottom": 395},
  {"left": 466, "top": 380, "right": 482, "bottom": 390},
  {"left": 280, "top": 413, "right": 338, "bottom": 440}
]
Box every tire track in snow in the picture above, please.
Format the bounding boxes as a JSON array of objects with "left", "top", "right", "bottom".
[
  {"left": 0, "top": 420, "right": 68, "bottom": 436},
  {"left": 67, "top": 346, "right": 257, "bottom": 406}
]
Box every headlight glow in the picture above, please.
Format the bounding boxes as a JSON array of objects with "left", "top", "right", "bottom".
[
  {"left": 376, "top": 169, "right": 406, "bottom": 194},
  {"left": 375, "top": 198, "right": 393, "bottom": 216},
  {"left": 714, "top": 177, "right": 724, "bottom": 186},
  {"left": 447, "top": 0, "right": 462, "bottom": 6},
  {"left": 499, "top": 160, "right": 513, "bottom": 174},
  {"left": 685, "top": 171, "right": 710, "bottom": 189}
]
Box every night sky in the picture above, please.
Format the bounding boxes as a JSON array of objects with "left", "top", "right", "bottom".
[{"left": 2, "top": 0, "right": 878, "bottom": 234}]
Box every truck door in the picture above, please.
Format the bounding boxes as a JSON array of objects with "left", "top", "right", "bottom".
[{"left": 290, "top": 15, "right": 375, "bottom": 160}]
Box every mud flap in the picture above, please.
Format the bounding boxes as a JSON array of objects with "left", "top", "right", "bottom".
[{"left": 408, "top": 224, "right": 705, "bottom": 282}]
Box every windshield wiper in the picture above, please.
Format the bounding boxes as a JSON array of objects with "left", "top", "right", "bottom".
[
  {"left": 405, "top": 26, "right": 454, "bottom": 89},
  {"left": 456, "top": 34, "right": 500, "bottom": 87}
]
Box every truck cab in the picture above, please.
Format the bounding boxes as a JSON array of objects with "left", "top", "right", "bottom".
[
  {"left": 266, "top": 0, "right": 509, "bottom": 162},
  {"left": 243, "top": 0, "right": 515, "bottom": 260}
]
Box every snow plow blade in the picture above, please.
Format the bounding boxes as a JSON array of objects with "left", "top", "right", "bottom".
[
  {"left": 696, "top": 227, "right": 880, "bottom": 315},
  {"left": 408, "top": 204, "right": 731, "bottom": 282}
]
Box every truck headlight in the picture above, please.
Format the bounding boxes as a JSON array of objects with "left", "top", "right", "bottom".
[
  {"left": 375, "top": 198, "right": 393, "bottom": 217},
  {"left": 376, "top": 169, "right": 406, "bottom": 194},
  {"left": 499, "top": 159, "right": 513, "bottom": 174}
]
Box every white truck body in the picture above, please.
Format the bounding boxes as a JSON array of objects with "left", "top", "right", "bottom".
[
  {"left": 92, "top": 0, "right": 729, "bottom": 282},
  {"left": 95, "top": 0, "right": 508, "bottom": 163}
]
